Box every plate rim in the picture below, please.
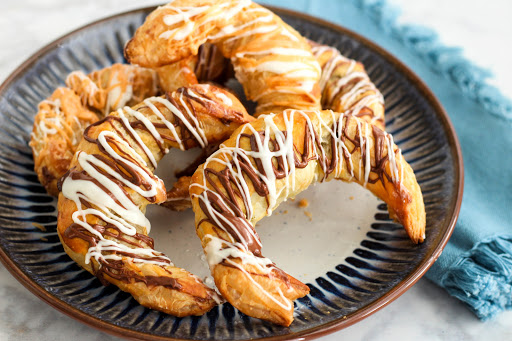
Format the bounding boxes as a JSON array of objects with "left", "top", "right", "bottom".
[{"left": 0, "top": 4, "right": 464, "bottom": 341}]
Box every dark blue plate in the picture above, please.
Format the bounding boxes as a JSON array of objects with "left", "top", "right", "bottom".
[{"left": 0, "top": 6, "right": 462, "bottom": 341}]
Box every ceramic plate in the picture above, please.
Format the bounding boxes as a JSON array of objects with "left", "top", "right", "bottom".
[{"left": 0, "top": 5, "right": 463, "bottom": 341}]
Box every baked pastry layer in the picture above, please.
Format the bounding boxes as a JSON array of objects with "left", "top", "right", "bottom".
[
  {"left": 190, "top": 109, "right": 425, "bottom": 325},
  {"left": 57, "top": 84, "right": 253, "bottom": 316}
]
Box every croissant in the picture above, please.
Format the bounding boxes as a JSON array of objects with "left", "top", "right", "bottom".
[
  {"left": 124, "top": 0, "right": 322, "bottom": 115},
  {"left": 29, "top": 87, "right": 99, "bottom": 196},
  {"left": 57, "top": 84, "right": 253, "bottom": 316},
  {"left": 189, "top": 109, "right": 425, "bottom": 325},
  {"left": 310, "top": 41, "right": 385, "bottom": 130}
]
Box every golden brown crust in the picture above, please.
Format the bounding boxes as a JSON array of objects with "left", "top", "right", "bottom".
[
  {"left": 158, "top": 40, "right": 388, "bottom": 213},
  {"left": 155, "top": 56, "right": 199, "bottom": 93},
  {"left": 189, "top": 109, "right": 425, "bottom": 325},
  {"left": 124, "top": 0, "right": 322, "bottom": 115},
  {"left": 57, "top": 84, "right": 253, "bottom": 317},
  {"left": 161, "top": 176, "right": 192, "bottom": 211},
  {"left": 29, "top": 87, "right": 99, "bottom": 196},
  {"left": 211, "top": 262, "right": 308, "bottom": 326},
  {"left": 65, "top": 63, "right": 159, "bottom": 115},
  {"left": 31, "top": 64, "right": 163, "bottom": 197},
  {"left": 310, "top": 41, "right": 385, "bottom": 130}
]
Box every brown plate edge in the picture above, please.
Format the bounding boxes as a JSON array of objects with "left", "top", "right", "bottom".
[{"left": 0, "top": 4, "right": 464, "bottom": 341}]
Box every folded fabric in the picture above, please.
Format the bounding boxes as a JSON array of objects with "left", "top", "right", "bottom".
[{"left": 259, "top": 0, "right": 512, "bottom": 320}]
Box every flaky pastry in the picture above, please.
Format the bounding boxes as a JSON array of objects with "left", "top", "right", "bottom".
[
  {"left": 66, "top": 63, "right": 159, "bottom": 116},
  {"left": 159, "top": 40, "right": 388, "bottom": 212},
  {"left": 124, "top": 0, "right": 322, "bottom": 115},
  {"left": 29, "top": 87, "right": 99, "bottom": 196},
  {"left": 189, "top": 109, "right": 425, "bottom": 325},
  {"left": 57, "top": 84, "right": 253, "bottom": 317},
  {"left": 310, "top": 41, "right": 385, "bottom": 130},
  {"left": 155, "top": 43, "right": 229, "bottom": 92}
]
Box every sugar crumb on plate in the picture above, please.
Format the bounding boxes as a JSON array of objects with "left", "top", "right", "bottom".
[{"left": 298, "top": 199, "right": 309, "bottom": 208}]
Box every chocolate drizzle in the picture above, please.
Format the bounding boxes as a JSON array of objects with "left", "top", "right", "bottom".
[
  {"left": 195, "top": 43, "right": 230, "bottom": 83},
  {"left": 198, "top": 112, "right": 405, "bottom": 264},
  {"left": 61, "top": 87, "right": 244, "bottom": 290},
  {"left": 63, "top": 222, "right": 176, "bottom": 288},
  {"left": 312, "top": 43, "right": 385, "bottom": 128}
]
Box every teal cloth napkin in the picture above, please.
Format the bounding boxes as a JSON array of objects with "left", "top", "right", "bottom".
[{"left": 258, "top": 0, "right": 512, "bottom": 320}]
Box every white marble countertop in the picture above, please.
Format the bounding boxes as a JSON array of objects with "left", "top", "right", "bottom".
[{"left": 0, "top": 1, "right": 511, "bottom": 340}]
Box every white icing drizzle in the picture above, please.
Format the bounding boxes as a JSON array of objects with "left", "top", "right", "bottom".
[
  {"left": 60, "top": 92, "right": 218, "bottom": 269},
  {"left": 280, "top": 26, "right": 300, "bottom": 41},
  {"left": 311, "top": 45, "right": 351, "bottom": 91},
  {"left": 143, "top": 98, "right": 182, "bottom": 152},
  {"left": 234, "top": 47, "right": 312, "bottom": 58},
  {"left": 66, "top": 71, "right": 99, "bottom": 106},
  {"left": 61, "top": 145, "right": 170, "bottom": 267},
  {"left": 312, "top": 44, "right": 384, "bottom": 122},
  {"left": 117, "top": 108, "right": 158, "bottom": 169},
  {"left": 193, "top": 110, "right": 406, "bottom": 310},
  {"left": 214, "top": 92, "right": 233, "bottom": 106},
  {"left": 159, "top": 0, "right": 253, "bottom": 41},
  {"left": 204, "top": 235, "right": 292, "bottom": 310},
  {"left": 123, "top": 106, "right": 165, "bottom": 148},
  {"left": 66, "top": 67, "right": 158, "bottom": 117},
  {"left": 246, "top": 61, "right": 319, "bottom": 79},
  {"left": 155, "top": 0, "right": 320, "bottom": 109},
  {"left": 386, "top": 132, "right": 400, "bottom": 184},
  {"left": 197, "top": 184, "right": 259, "bottom": 249},
  {"left": 221, "top": 24, "right": 279, "bottom": 44},
  {"left": 35, "top": 99, "right": 62, "bottom": 137},
  {"left": 151, "top": 96, "right": 208, "bottom": 149},
  {"left": 105, "top": 71, "right": 134, "bottom": 115},
  {"left": 332, "top": 112, "right": 355, "bottom": 179},
  {"left": 207, "top": 8, "right": 274, "bottom": 41},
  {"left": 163, "top": 5, "right": 209, "bottom": 26},
  {"left": 196, "top": 109, "right": 404, "bottom": 243}
]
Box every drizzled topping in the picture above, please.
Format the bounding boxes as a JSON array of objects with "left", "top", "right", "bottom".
[
  {"left": 31, "top": 88, "right": 98, "bottom": 153},
  {"left": 65, "top": 64, "right": 159, "bottom": 116},
  {"left": 149, "top": 0, "right": 321, "bottom": 113},
  {"left": 34, "top": 98, "right": 64, "bottom": 139},
  {"left": 29, "top": 87, "right": 100, "bottom": 196},
  {"left": 311, "top": 44, "right": 384, "bottom": 126},
  {"left": 59, "top": 86, "right": 238, "bottom": 287},
  {"left": 159, "top": 0, "right": 253, "bottom": 40},
  {"left": 192, "top": 109, "right": 408, "bottom": 307}
]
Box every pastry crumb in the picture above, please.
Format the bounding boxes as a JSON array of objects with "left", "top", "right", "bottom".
[
  {"left": 32, "top": 222, "right": 46, "bottom": 232},
  {"left": 283, "top": 210, "right": 288, "bottom": 214},
  {"left": 298, "top": 199, "right": 309, "bottom": 208},
  {"left": 349, "top": 196, "right": 354, "bottom": 200},
  {"left": 304, "top": 210, "right": 313, "bottom": 221}
]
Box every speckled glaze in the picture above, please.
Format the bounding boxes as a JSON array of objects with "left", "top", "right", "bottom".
[{"left": 0, "top": 6, "right": 462, "bottom": 341}]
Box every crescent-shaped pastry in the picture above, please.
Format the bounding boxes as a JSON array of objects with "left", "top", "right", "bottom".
[
  {"left": 310, "top": 41, "right": 385, "bottom": 130},
  {"left": 29, "top": 87, "right": 100, "bottom": 196},
  {"left": 57, "top": 84, "right": 253, "bottom": 316},
  {"left": 160, "top": 40, "right": 388, "bottom": 212},
  {"left": 124, "top": 0, "right": 322, "bottom": 115},
  {"left": 189, "top": 109, "right": 425, "bottom": 325},
  {"left": 66, "top": 63, "right": 159, "bottom": 116}
]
